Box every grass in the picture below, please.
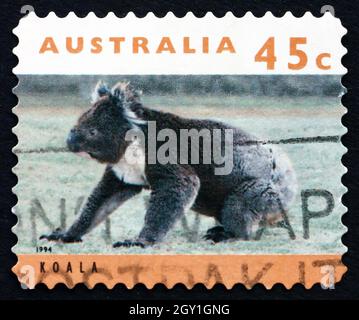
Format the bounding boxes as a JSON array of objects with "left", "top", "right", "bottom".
[{"left": 13, "top": 93, "right": 347, "bottom": 255}]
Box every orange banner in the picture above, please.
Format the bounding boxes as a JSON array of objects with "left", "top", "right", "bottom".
[{"left": 13, "top": 254, "right": 345, "bottom": 289}]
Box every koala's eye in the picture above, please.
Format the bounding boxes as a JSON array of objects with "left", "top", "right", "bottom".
[{"left": 89, "top": 128, "right": 98, "bottom": 137}]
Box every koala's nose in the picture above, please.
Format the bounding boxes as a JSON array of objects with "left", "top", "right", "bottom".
[{"left": 67, "top": 129, "right": 82, "bottom": 152}]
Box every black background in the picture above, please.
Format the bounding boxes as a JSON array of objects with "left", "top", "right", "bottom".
[{"left": 0, "top": 0, "right": 358, "bottom": 305}]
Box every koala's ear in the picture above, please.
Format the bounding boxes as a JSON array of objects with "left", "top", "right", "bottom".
[
  {"left": 91, "top": 80, "right": 109, "bottom": 103},
  {"left": 111, "top": 82, "right": 142, "bottom": 104},
  {"left": 111, "top": 82, "right": 129, "bottom": 102}
]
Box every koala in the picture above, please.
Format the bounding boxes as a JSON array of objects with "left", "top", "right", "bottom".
[{"left": 41, "top": 81, "right": 297, "bottom": 247}]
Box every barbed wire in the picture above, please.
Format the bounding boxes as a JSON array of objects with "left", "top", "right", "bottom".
[
  {"left": 15, "top": 146, "right": 68, "bottom": 154},
  {"left": 264, "top": 135, "right": 340, "bottom": 145},
  {"left": 13, "top": 135, "right": 340, "bottom": 154}
]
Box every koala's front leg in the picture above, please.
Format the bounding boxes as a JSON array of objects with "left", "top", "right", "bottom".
[
  {"left": 113, "top": 165, "right": 200, "bottom": 248},
  {"left": 40, "top": 166, "right": 142, "bottom": 243}
]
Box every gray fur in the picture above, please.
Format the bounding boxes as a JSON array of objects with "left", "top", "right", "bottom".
[{"left": 41, "top": 81, "right": 297, "bottom": 247}]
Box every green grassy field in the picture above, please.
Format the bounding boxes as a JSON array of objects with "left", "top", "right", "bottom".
[{"left": 13, "top": 93, "right": 347, "bottom": 254}]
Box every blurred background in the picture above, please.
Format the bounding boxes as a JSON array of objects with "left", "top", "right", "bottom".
[{"left": 18, "top": 74, "right": 343, "bottom": 98}]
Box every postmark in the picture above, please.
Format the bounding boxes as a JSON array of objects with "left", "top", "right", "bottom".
[{"left": 12, "top": 12, "right": 347, "bottom": 288}]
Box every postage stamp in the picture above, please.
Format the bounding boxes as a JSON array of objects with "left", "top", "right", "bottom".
[{"left": 12, "top": 12, "right": 347, "bottom": 289}]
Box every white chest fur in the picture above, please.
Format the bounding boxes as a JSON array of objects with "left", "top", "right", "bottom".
[{"left": 111, "top": 142, "right": 147, "bottom": 186}]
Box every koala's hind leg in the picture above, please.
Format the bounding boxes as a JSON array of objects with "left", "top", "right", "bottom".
[
  {"left": 203, "top": 226, "right": 234, "bottom": 243},
  {"left": 207, "top": 179, "right": 282, "bottom": 242}
]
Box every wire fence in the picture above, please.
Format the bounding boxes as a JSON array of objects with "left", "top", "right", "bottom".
[{"left": 13, "top": 135, "right": 341, "bottom": 154}]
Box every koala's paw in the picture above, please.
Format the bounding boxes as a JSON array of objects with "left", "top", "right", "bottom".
[
  {"left": 113, "top": 239, "right": 146, "bottom": 248},
  {"left": 203, "top": 226, "right": 234, "bottom": 243},
  {"left": 39, "top": 228, "right": 82, "bottom": 243}
]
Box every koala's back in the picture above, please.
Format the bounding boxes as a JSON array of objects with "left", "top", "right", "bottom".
[{"left": 138, "top": 108, "right": 297, "bottom": 218}]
